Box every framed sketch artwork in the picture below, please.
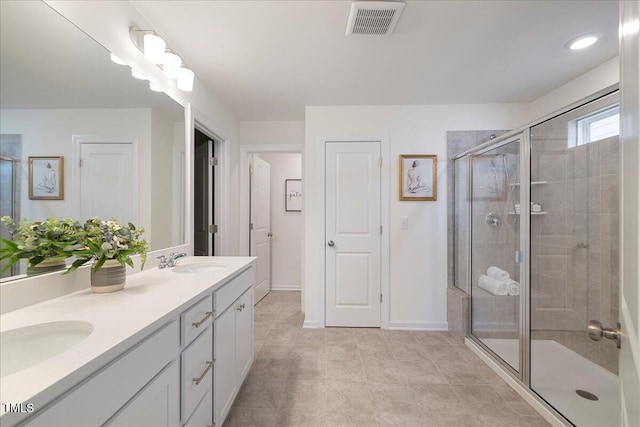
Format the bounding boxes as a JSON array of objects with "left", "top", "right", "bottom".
[
  {"left": 285, "top": 179, "right": 302, "bottom": 212},
  {"left": 399, "top": 154, "right": 437, "bottom": 201},
  {"left": 29, "top": 156, "right": 64, "bottom": 200}
]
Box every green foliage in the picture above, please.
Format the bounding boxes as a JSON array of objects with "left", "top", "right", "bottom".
[
  {"left": 66, "top": 217, "right": 149, "bottom": 274},
  {"left": 0, "top": 216, "right": 85, "bottom": 273}
]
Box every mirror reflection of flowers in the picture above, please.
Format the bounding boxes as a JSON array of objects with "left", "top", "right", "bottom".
[
  {"left": 68, "top": 217, "right": 148, "bottom": 273},
  {"left": 0, "top": 216, "right": 85, "bottom": 273}
]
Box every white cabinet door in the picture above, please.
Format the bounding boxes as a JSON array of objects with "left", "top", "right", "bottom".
[
  {"left": 213, "top": 306, "right": 237, "bottom": 426},
  {"left": 235, "top": 288, "right": 254, "bottom": 383},
  {"left": 105, "top": 362, "right": 180, "bottom": 427}
]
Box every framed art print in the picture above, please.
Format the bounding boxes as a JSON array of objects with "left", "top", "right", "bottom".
[
  {"left": 29, "top": 156, "right": 64, "bottom": 200},
  {"left": 399, "top": 154, "right": 437, "bottom": 201}
]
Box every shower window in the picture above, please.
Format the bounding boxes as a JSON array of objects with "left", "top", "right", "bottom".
[{"left": 568, "top": 103, "right": 620, "bottom": 147}]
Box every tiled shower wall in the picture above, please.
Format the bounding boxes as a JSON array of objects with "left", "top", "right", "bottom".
[
  {"left": 446, "top": 130, "right": 509, "bottom": 337},
  {"left": 530, "top": 92, "right": 620, "bottom": 374}
]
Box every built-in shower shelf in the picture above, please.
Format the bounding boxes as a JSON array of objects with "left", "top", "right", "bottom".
[
  {"left": 509, "top": 211, "right": 547, "bottom": 216},
  {"left": 510, "top": 181, "right": 548, "bottom": 187}
]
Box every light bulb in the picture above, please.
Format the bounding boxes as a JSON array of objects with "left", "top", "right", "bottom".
[
  {"left": 131, "top": 69, "right": 146, "bottom": 80},
  {"left": 144, "top": 33, "right": 166, "bottom": 64},
  {"left": 177, "top": 67, "right": 194, "bottom": 92},
  {"left": 149, "top": 81, "right": 163, "bottom": 92},
  {"left": 110, "top": 53, "right": 126, "bottom": 65},
  {"left": 163, "top": 52, "right": 182, "bottom": 79}
]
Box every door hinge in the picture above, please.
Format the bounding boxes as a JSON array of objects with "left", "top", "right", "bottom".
[
  {"left": 250, "top": 223, "right": 254, "bottom": 230},
  {"left": 380, "top": 293, "right": 383, "bottom": 303},
  {"left": 209, "top": 156, "right": 218, "bottom": 166},
  {"left": 378, "top": 157, "right": 382, "bottom": 167},
  {"left": 379, "top": 225, "right": 382, "bottom": 235},
  {"left": 249, "top": 164, "right": 253, "bottom": 175},
  {"left": 209, "top": 224, "right": 218, "bottom": 234},
  {"left": 78, "top": 158, "right": 83, "bottom": 167}
]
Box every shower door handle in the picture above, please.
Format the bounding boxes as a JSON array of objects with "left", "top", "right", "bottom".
[{"left": 587, "top": 320, "right": 621, "bottom": 348}]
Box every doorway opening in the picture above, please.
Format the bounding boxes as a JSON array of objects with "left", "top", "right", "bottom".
[
  {"left": 193, "top": 128, "right": 218, "bottom": 256},
  {"left": 241, "top": 147, "right": 303, "bottom": 306}
]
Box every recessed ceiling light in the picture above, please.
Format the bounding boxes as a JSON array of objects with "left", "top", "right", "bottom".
[{"left": 566, "top": 33, "right": 602, "bottom": 50}]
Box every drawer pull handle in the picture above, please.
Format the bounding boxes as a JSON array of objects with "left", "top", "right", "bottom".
[
  {"left": 192, "top": 311, "right": 214, "bottom": 328},
  {"left": 193, "top": 360, "right": 214, "bottom": 385}
]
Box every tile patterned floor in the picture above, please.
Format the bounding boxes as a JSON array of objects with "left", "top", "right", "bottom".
[{"left": 224, "top": 291, "right": 550, "bottom": 427}]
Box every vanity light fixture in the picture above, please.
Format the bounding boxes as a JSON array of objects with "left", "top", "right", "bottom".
[
  {"left": 129, "top": 26, "right": 195, "bottom": 92},
  {"left": 149, "top": 81, "right": 163, "bottom": 92},
  {"left": 566, "top": 32, "right": 602, "bottom": 50},
  {"left": 177, "top": 67, "right": 195, "bottom": 92},
  {"left": 143, "top": 33, "right": 166, "bottom": 64},
  {"left": 110, "top": 53, "right": 127, "bottom": 66},
  {"left": 131, "top": 69, "right": 147, "bottom": 80},
  {"left": 163, "top": 52, "right": 182, "bottom": 79}
]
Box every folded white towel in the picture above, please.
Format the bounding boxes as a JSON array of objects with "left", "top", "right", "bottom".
[
  {"left": 487, "top": 266, "right": 510, "bottom": 281},
  {"left": 478, "top": 275, "right": 508, "bottom": 296},
  {"left": 506, "top": 279, "right": 520, "bottom": 296}
]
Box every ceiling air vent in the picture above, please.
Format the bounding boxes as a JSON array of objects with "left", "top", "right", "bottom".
[{"left": 346, "top": 1, "right": 406, "bottom": 36}]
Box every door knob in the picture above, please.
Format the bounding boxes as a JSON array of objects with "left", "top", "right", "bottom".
[
  {"left": 327, "top": 240, "right": 335, "bottom": 247},
  {"left": 587, "top": 320, "right": 621, "bottom": 348}
]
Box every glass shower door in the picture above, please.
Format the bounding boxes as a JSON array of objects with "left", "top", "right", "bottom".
[
  {"left": 529, "top": 91, "right": 620, "bottom": 427},
  {"left": 470, "top": 137, "right": 522, "bottom": 373}
]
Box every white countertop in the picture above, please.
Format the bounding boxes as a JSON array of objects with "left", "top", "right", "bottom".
[{"left": 0, "top": 256, "right": 255, "bottom": 422}]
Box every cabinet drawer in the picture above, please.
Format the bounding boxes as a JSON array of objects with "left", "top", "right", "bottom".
[
  {"left": 181, "top": 326, "right": 213, "bottom": 423},
  {"left": 23, "top": 321, "right": 179, "bottom": 427},
  {"left": 181, "top": 295, "right": 213, "bottom": 347},
  {"left": 213, "top": 268, "right": 253, "bottom": 316},
  {"left": 184, "top": 388, "right": 212, "bottom": 427}
]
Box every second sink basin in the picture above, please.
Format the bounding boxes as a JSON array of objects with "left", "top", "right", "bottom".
[
  {"left": 172, "top": 261, "right": 228, "bottom": 274},
  {"left": 1, "top": 320, "right": 94, "bottom": 378}
]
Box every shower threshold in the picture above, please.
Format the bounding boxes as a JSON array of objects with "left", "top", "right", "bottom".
[{"left": 480, "top": 338, "right": 619, "bottom": 427}]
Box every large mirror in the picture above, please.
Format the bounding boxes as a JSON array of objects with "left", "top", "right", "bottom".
[{"left": 0, "top": 1, "right": 186, "bottom": 281}]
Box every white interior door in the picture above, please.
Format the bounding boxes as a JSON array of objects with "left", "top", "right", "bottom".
[
  {"left": 250, "top": 155, "right": 271, "bottom": 304},
  {"left": 325, "top": 141, "right": 381, "bottom": 327},
  {"left": 77, "top": 141, "right": 136, "bottom": 223},
  {"left": 620, "top": 2, "right": 640, "bottom": 424}
]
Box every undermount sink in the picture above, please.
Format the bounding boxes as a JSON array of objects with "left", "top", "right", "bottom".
[
  {"left": 172, "top": 261, "right": 228, "bottom": 274},
  {"left": 1, "top": 321, "right": 94, "bottom": 378}
]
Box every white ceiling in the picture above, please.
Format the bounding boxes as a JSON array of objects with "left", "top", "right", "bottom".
[{"left": 130, "top": 0, "right": 619, "bottom": 121}]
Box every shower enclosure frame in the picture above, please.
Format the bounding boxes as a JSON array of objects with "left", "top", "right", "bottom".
[{"left": 453, "top": 84, "right": 619, "bottom": 426}]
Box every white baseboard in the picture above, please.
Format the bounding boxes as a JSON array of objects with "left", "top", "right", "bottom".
[
  {"left": 303, "top": 320, "right": 319, "bottom": 328},
  {"left": 388, "top": 321, "right": 448, "bottom": 331},
  {"left": 270, "top": 284, "right": 301, "bottom": 291}
]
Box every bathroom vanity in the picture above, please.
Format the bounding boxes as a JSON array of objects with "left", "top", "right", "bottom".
[{"left": 0, "top": 256, "right": 255, "bottom": 427}]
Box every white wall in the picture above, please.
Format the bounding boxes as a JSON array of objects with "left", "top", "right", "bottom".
[
  {"left": 525, "top": 56, "right": 619, "bottom": 122},
  {"left": 259, "top": 153, "right": 302, "bottom": 290},
  {"left": 304, "top": 104, "right": 529, "bottom": 329},
  {"left": 0, "top": 107, "right": 182, "bottom": 251},
  {"left": 240, "top": 121, "right": 305, "bottom": 145}
]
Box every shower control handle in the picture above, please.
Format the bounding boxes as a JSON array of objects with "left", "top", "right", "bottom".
[{"left": 587, "top": 320, "right": 621, "bottom": 348}]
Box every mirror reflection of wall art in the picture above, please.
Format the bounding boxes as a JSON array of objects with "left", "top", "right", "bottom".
[
  {"left": 471, "top": 154, "right": 507, "bottom": 201},
  {"left": 399, "top": 154, "right": 437, "bottom": 201},
  {"left": 29, "top": 156, "right": 64, "bottom": 200},
  {"left": 285, "top": 179, "right": 302, "bottom": 212}
]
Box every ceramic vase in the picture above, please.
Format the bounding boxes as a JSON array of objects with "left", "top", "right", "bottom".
[
  {"left": 90, "top": 259, "right": 126, "bottom": 293},
  {"left": 26, "top": 258, "right": 66, "bottom": 275}
]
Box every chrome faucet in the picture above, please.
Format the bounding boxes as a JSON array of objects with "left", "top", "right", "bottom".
[{"left": 157, "top": 252, "right": 187, "bottom": 269}]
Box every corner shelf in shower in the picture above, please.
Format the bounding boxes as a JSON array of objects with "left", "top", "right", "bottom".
[
  {"left": 510, "top": 181, "right": 548, "bottom": 187},
  {"left": 508, "top": 211, "right": 547, "bottom": 215}
]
